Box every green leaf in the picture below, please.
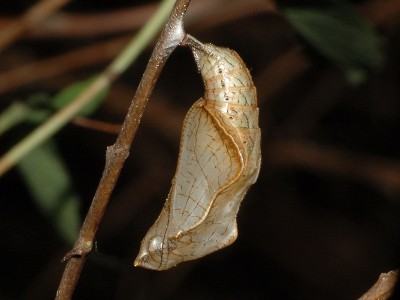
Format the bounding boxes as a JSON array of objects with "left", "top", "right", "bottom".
[
  {"left": 17, "top": 141, "right": 81, "bottom": 244},
  {"left": 283, "top": 0, "right": 385, "bottom": 85},
  {"left": 0, "top": 76, "right": 108, "bottom": 136},
  {"left": 52, "top": 75, "right": 109, "bottom": 116},
  {"left": 0, "top": 94, "right": 51, "bottom": 135},
  {"left": 0, "top": 102, "right": 30, "bottom": 136}
]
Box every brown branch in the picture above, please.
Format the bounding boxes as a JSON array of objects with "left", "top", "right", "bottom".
[
  {"left": 358, "top": 0, "right": 400, "bottom": 32},
  {"left": 268, "top": 140, "right": 400, "bottom": 194},
  {"left": 279, "top": 68, "right": 347, "bottom": 137},
  {"left": 72, "top": 117, "right": 121, "bottom": 134},
  {"left": 0, "top": 0, "right": 276, "bottom": 39},
  {"left": 0, "top": 0, "right": 276, "bottom": 96},
  {"left": 55, "top": 0, "right": 191, "bottom": 298},
  {"left": 254, "top": 46, "right": 310, "bottom": 102},
  {"left": 186, "top": 0, "right": 277, "bottom": 32},
  {"left": 0, "top": 0, "right": 396, "bottom": 96},
  {"left": 0, "top": 35, "right": 130, "bottom": 95},
  {"left": 30, "top": 3, "right": 157, "bottom": 38},
  {"left": 0, "top": 0, "right": 70, "bottom": 54},
  {"left": 359, "top": 270, "right": 399, "bottom": 300}
]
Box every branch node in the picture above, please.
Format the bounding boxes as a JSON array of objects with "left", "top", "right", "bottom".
[
  {"left": 61, "top": 240, "right": 93, "bottom": 263},
  {"left": 106, "top": 144, "right": 130, "bottom": 161}
]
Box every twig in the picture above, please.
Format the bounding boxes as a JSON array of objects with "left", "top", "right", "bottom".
[
  {"left": 0, "top": 0, "right": 70, "bottom": 54},
  {"left": 55, "top": 0, "right": 190, "bottom": 298},
  {"left": 358, "top": 270, "right": 399, "bottom": 300},
  {"left": 0, "top": 0, "right": 176, "bottom": 176},
  {"left": 279, "top": 69, "right": 346, "bottom": 137},
  {"left": 187, "top": 0, "right": 277, "bottom": 32},
  {"left": 0, "top": 0, "right": 276, "bottom": 95},
  {"left": 254, "top": 46, "right": 310, "bottom": 102},
  {"left": 71, "top": 117, "right": 121, "bottom": 134},
  {"left": 268, "top": 140, "right": 400, "bottom": 193},
  {"left": 0, "top": 0, "right": 276, "bottom": 39},
  {"left": 0, "top": 35, "right": 130, "bottom": 95},
  {"left": 358, "top": 0, "right": 400, "bottom": 31},
  {"left": 30, "top": 2, "right": 157, "bottom": 38}
]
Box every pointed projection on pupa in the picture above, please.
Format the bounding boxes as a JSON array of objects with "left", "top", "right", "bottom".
[{"left": 134, "top": 36, "right": 261, "bottom": 270}]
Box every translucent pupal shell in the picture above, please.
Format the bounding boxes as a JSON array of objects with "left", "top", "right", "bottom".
[{"left": 135, "top": 42, "right": 261, "bottom": 270}]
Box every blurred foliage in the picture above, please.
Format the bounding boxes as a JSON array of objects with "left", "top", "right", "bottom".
[
  {"left": 0, "top": 76, "right": 108, "bottom": 135},
  {"left": 51, "top": 75, "right": 109, "bottom": 116},
  {"left": 17, "top": 141, "right": 81, "bottom": 244},
  {"left": 283, "top": 0, "right": 385, "bottom": 85},
  {"left": 0, "top": 94, "right": 51, "bottom": 135},
  {"left": 0, "top": 76, "right": 109, "bottom": 244}
]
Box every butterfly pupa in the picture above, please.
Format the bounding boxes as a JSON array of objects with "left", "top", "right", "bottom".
[{"left": 135, "top": 36, "right": 261, "bottom": 270}]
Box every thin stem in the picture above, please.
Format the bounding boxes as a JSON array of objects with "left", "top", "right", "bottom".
[
  {"left": 268, "top": 140, "right": 400, "bottom": 193},
  {"left": 0, "top": 0, "right": 176, "bottom": 176},
  {"left": 182, "top": 33, "right": 205, "bottom": 50},
  {"left": 359, "top": 270, "right": 398, "bottom": 300},
  {"left": 0, "top": 0, "right": 70, "bottom": 54},
  {"left": 55, "top": 0, "right": 191, "bottom": 299},
  {"left": 72, "top": 117, "right": 121, "bottom": 134},
  {"left": 0, "top": 36, "right": 130, "bottom": 95}
]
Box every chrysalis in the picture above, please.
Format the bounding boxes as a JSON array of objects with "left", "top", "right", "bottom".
[{"left": 135, "top": 35, "right": 261, "bottom": 270}]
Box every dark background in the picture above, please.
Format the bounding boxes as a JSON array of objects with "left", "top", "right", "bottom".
[{"left": 0, "top": 0, "right": 399, "bottom": 299}]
